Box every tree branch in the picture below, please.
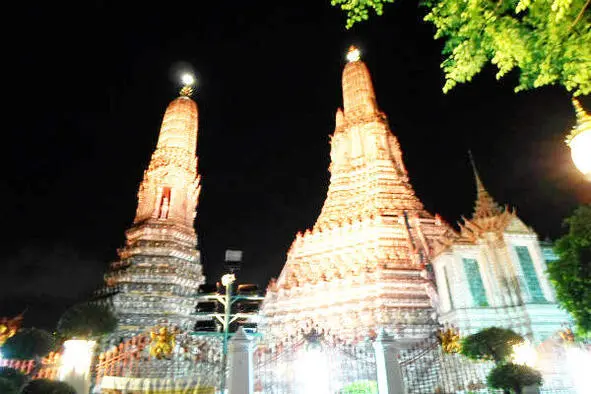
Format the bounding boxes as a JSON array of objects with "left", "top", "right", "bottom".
[{"left": 570, "top": 0, "right": 590, "bottom": 29}]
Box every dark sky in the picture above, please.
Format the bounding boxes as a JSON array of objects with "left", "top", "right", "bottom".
[{"left": 1, "top": 0, "right": 589, "bottom": 330}]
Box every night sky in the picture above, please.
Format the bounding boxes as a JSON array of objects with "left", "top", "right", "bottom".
[{"left": 2, "top": 1, "right": 589, "bottom": 330}]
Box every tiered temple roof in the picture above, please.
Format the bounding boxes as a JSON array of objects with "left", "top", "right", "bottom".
[
  {"left": 433, "top": 157, "right": 533, "bottom": 253},
  {"left": 261, "top": 47, "right": 449, "bottom": 341},
  {"left": 103, "top": 84, "right": 204, "bottom": 338}
]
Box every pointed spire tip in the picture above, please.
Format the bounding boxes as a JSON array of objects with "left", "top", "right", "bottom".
[{"left": 468, "top": 152, "right": 502, "bottom": 219}]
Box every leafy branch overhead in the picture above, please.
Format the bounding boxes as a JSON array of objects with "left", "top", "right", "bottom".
[{"left": 331, "top": 0, "right": 591, "bottom": 95}]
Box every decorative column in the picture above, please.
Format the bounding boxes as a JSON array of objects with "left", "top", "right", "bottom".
[
  {"left": 58, "top": 339, "right": 97, "bottom": 394},
  {"left": 373, "top": 329, "right": 406, "bottom": 394},
  {"left": 227, "top": 328, "right": 254, "bottom": 394}
]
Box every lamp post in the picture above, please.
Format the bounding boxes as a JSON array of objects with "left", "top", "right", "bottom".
[
  {"left": 221, "top": 273, "right": 236, "bottom": 356},
  {"left": 193, "top": 251, "right": 263, "bottom": 391},
  {"left": 566, "top": 99, "right": 591, "bottom": 181},
  {"left": 208, "top": 272, "right": 263, "bottom": 392}
]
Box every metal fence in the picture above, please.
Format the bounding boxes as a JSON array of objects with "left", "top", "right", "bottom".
[{"left": 254, "top": 326, "right": 378, "bottom": 394}]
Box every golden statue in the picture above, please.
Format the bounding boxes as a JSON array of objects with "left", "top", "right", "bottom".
[
  {"left": 0, "top": 314, "right": 23, "bottom": 346},
  {"left": 559, "top": 327, "right": 575, "bottom": 343},
  {"left": 149, "top": 326, "right": 175, "bottom": 359},
  {"left": 437, "top": 326, "right": 462, "bottom": 354}
]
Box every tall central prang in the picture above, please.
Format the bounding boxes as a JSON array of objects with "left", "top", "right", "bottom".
[
  {"left": 261, "top": 47, "right": 449, "bottom": 341},
  {"left": 104, "top": 79, "right": 205, "bottom": 338}
]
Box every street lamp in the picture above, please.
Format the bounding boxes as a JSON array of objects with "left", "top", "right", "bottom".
[
  {"left": 221, "top": 273, "right": 236, "bottom": 356},
  {"left": 566, "top": 98, "right": 591, "bottom": 181},
  {"left": 193, "top": 251, "right": 264, "bottom": 390},
  {"left": 199, "top": 271, "right": 262, "bottom": 391}
]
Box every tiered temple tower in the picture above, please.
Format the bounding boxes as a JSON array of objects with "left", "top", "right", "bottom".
[
  {"left": 431, "top": 159, "right": 571, "bottom": 342},
  {"left": 103, "top": 81, "right": 205, "bottom": 338},
  {"left": 261, "top": 47, "right": 449, "bottom": 341}
]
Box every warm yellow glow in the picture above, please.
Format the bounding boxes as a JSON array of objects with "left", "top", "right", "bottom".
[
  {"left": 346, "top": 46, "right": 361, "bottom": 62},
  {"left": 0, "top": 314, "right": 22, "bottom": 346},
  {"left": 59, "top": 339, "right": 96, "bottom": 379},
  {"left": 567, "top": 128, "right": 591, "bottom": 181},
  {"left": 181, "top": 73, "right": 195, "bottom": 86},
  {"left": 222, "top": 273, "right": 236, "bottom": 287},
  {"left": 512, "top": 341, "right": 537, "bottom": 367}
]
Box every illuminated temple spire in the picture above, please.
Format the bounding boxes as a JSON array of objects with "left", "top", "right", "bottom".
[
  {"left": 261, "top": 47, "right": 448, "bottom": 341},
  {"left": 103, "top": 74, "right": 204, "bottom": 337},
  {"left": 342, "top": 46, "right": 378, "bottom": 118},
  {"left": 469, "top": 151, "right": 502, "bottom": 220},
  {"left": 316, "top": 46, "right": 423, "bottom": 227}
]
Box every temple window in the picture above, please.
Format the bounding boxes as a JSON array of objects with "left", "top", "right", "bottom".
[
  {"left": 514, "top": 246, "right": 546, "bottom": 303},
  {"left": 443, "top": 265, "right": 454, "bottom": 311},
  {"left": 462, "top": 258, "right": 488, "bottom": 307}
]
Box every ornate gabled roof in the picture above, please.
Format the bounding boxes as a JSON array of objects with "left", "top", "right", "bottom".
[
  {"left": 433, "top": 155, "right": 535, "bottom": 254},
  {"left": 460, "top": 156, "right": 517, "bottom": 240}
]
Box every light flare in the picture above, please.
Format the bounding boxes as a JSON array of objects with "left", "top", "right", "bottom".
[
  {"left": 181, "top": 73, "right": 195, "bottom": 86},
  {"left": 511, "top": 341, "right": 537, "bottom": 367},
  {"left": 565, "top": 346, "right": 591, "bottom": 394},
  {"left": 567, "top": 129, "right": 591, "bottom": 181},
  {"left": 294, "top": 346, "right": 330, "bottom": 394},
  {"left": 58, "top": 339, "right": 96, "bottom": 394}
]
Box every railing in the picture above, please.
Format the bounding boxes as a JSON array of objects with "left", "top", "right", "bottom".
[
  {"left": 95, "top": 334, "right": 151, "bottom": 387},
  {"left": 0, "top": 351, "right": 61, "bottom": 380},
  {"left": 95, "top": 329, "right": 223, "bottom": 392}
]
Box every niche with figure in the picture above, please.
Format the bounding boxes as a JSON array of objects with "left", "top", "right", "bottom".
[{"left": 157, "top": 187, "right": 172, "bottom": 219}]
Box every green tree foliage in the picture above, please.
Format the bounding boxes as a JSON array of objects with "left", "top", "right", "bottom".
[
  {"left": 487, "top": 362, "right": 543, "bottom": 394},
  {"left": 0, "top": 377, "right": 18, "bottom": 394},
  {"left": 57, "top": 302, "right": 117, "bottom": 340},
  {"left": 341, "top": 380, "right": 379, "bottom": 393},
  {"left": 460, "top": 327, "right": 524, "bottom": 363},
  {"left": 331, "top": 0, "right": 591, "bottom": 95},
  {"left": 331, "top": 0, "right": 395, "bottom": 28},
  {"left": 22, "top": 379, "right": 76, "bottom": 394},
  {"left": 547, "top": 204, "right": 591, "bottom": 337},
  {"left": 0, "top": 367, "right": 27, "bottom": 391},
  {"left": 1, "top": 328, "right": 55, "bottom": 360}
]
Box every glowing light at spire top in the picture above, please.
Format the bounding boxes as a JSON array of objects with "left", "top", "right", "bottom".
[
  {"left": 180, "top": 73, "right": 196, "bottom": 97},
  {"left": 181, "top": 73, "right": 195, "bottom": 86},
  {"left": 346, "top": 46, "right": 361, "bottom": 63}
]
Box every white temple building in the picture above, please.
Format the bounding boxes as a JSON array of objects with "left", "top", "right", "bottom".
[{"left": 431, "top": 161, "right": 572, "bottom": 343}]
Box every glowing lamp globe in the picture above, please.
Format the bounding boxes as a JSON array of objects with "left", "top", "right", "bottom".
[
  {"left": 567, "top": 99, "right": 591, "bottom": 181},
  {"left": 221, "top": 273, "right": 236, "bottom": 287},
  {"left": 567, "top": 129, "right": 591, "bottom": 180}
]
